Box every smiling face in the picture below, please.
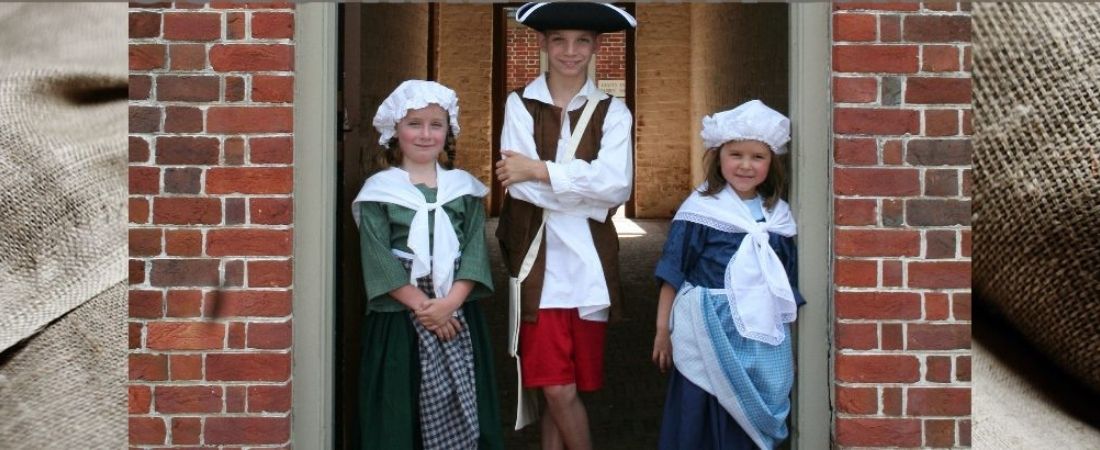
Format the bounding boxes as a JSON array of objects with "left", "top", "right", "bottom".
[
  {"left": 395, "top": 104, "right": 449, "bottom": 167},
  {"left": 718, "top": 140, "right": 772, "bottom": 200},
  {"left": 538, "top": 29, "right": 600, "bottom": 79}
]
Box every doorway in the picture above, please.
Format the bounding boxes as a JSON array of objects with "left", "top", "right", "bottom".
[{"left": 315, "top": 3, "right": 828, "bottom": 449}]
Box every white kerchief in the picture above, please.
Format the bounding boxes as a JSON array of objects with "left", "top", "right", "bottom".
[
  {"left": 352, "top": 166, "right": 488, "bottom": 298},
  {"left": 673, "top": 184, "right": 798, "bottom": 345}
]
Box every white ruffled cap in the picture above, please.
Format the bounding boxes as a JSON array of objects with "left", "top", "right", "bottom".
[
  {"left": 372, "top": 80, "right": 461, "bottom": 147},
  {"left": 700, "top": 100, "right": 791, "bottom": 154}
]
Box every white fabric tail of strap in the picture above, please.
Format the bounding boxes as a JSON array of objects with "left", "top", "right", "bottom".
[
  {"left": 509, "top": 91, "right": 602, "bottom": 430},
  {"left": 672, "top": 185, "right": 798, "bottom": 345},
  {"left": 351, "top": 165, "right": 488, "bottom": 298}
]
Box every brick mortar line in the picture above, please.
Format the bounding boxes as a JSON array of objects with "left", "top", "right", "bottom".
[
  {"left": 130, "top": 101, "right": 296, "bottom": 106},
  {"left": 130, "top": 166, "right": 296, "bottom": 170},
  {"left": 132, "top": 349, "right": 292, "bottom": 355},
  {"left": 132, "top": 316, "right": 294, "bottom": 321},
  {"left": 858, "top": 290, "right": 966, "bottom": 297},
  {"left": 834, "top": 321, "right": 973, "bottom": 326},
  {"left": 837, "top": 351, "right": 973, "bottom": 356},
  {"left": 832, "top": 102, "right": 974, "bottom": 108}
]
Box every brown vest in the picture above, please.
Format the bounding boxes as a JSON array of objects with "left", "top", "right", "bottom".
[{"left": 497, "top": 90, "right": 624, "bottom": 323}]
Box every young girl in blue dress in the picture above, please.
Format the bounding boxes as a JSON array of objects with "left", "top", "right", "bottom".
[{"left": 651, "top": 100, "right": 804, "bottom": 449}]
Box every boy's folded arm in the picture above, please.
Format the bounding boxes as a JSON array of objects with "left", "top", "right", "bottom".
[
  {"left": 501, "top": 93, "right": 631, "bottom": 218},
  {"left": 501, "top": 93, "right": 582, "bottom": 213},
  {"left": 508, "top": 178, "right": 612, "bottom": 219},
  {"left": 544, "top": 99, "right": 634, "bottom": 206},
  {"left": 505, "top": 180, "right": 579, "bottom": 212}
]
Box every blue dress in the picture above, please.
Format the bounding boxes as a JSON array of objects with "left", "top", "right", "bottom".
[{"left": 654, "top": 214, "right": 803, "bottom": 450}]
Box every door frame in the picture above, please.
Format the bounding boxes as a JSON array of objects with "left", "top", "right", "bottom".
[
  {"left": 292, "top": 3, "right": 832, "bottom": 448},
  {"left": 293, "top": 4, "right": 338, "bottom": 449},
  {"left": 787, "top": 3, "right": 832, "bottom": 445}
]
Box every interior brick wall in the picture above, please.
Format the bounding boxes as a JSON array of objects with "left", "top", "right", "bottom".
[
  {"left": 437, "top": 4, "right": 494, "bottom": 186},
  {"left": 634, "top": 4, "right": 694, "bottom": 219},
  {"left": 505, "top": 18, "right": 541, "bottom": 94}
]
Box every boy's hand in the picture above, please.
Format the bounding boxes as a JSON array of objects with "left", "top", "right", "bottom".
[
  {"left": 652, "top": 328, "right": 673, "bottom": 373},
  {"left": 496, "top": 150, "right": 549, "bottom": 186}
]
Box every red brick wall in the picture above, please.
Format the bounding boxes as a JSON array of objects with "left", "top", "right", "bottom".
[
  {"left": 129, "top": 2, "right": 294, "bottom": 447},
  {"left": 832, "top": 2, "right": 972, "bottom": 448},
  {"left": 595, "top": 31, "right": 626, "bottom": 81},
  {"left": 506, "top": 24, "right": 541, "bottom": 93}
]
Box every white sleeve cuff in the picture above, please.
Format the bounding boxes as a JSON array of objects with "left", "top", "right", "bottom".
[{"left": 546, "top": 161, "right": 574, "bottom": 195}]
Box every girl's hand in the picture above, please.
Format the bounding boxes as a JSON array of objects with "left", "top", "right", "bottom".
[
  {"left": 433, "top": 317, "right": 461, "bottom": 342},
  {"left": 390, "top": 284, "right": 432, "bottom": 314},
  {"left": 495, "top": 150, "right": 549, "bottom": 186},
  {"left": 652, "top": 328, "right": 673, "bottom": 373},
  {"left": 415, "top": 299, "right": 461, "bottom": 333}
]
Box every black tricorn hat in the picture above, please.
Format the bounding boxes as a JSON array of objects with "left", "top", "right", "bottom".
[{"left": 516, "top": 2, "right": 637, "bottom": 33}]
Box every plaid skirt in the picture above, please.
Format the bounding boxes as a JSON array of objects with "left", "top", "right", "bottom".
[
  {"left": 357, "top": 254, "right": 503, "bottom": 450},
  {"left": 399, "top": 256, "right": 479, "bottom": 450}
]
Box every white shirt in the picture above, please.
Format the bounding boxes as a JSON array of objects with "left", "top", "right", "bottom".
[{"left": 501, "top": 74, "right": 634, "bottom": 321}]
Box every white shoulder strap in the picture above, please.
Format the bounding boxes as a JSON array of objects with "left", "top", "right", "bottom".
[{"left": 514, "top": 92, "right": 602, "bottom": 283}]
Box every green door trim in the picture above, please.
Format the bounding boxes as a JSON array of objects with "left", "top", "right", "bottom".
[
  {"left": 292, "top": 4, "right": 337, "bottom": 449},
  {"left": 789, "top": 3, "right": 833, "bottom": 448}
]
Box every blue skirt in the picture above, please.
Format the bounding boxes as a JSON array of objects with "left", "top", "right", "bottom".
[
  {"left": 659, "top": 285, "right": 794, "bottom": 450},
  {"left": 658, "top": 368, "right": 756, "bottom": 450}
]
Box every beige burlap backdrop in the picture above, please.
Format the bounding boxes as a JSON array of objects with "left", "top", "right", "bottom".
[
  {"left": 0, "top": 3, "right": 127, "bottom": 448},
  {"left": 973, "top": 3, "right": 1100, "bottom": 392}
]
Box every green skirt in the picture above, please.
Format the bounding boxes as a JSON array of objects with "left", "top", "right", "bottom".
[{"left": 358, "top": 300, "right": 504, "bottom": 450}]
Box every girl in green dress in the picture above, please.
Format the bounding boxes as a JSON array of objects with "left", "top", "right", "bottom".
[{"left": 352, "top": 80, "right": 503, "bottom": 450}]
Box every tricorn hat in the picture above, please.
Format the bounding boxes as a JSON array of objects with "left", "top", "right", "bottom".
[{"left": 516, "top": 2, "right": 637, "bottom": 33}]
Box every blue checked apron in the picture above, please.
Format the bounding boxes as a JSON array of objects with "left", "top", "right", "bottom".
[
  {"left": 670, "top": 283, "right": 793, "bottom": 449},
  {"left": 394, "top": 250, "right": 479, "bottom": 450}
]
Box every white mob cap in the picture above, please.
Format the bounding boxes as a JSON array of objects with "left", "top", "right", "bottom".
[
  {"left": 700, "top": 99, "right": 791, "bottom": 154},
  {"left": 372, "top": 80, "right": 460, "bottom": 147}
]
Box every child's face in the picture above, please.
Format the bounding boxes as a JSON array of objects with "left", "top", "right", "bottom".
[
  {"left": 395, "top": 104, "right": 449, "bottom": 167},
  {"left": 719, "top": 140, "right": 772, "bottom": 200},
  {"left": 538, "top": 30, "right": 600, "bottom": 78}
]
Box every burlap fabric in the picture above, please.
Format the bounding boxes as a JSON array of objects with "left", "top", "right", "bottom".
[
  {"left": 973, "top": 340, "right": 1100, "bottom": 447},
  {"left": 0, "top": 3, "right": 127, "bottom": 448},
  {"left": 973, "top": 3, "right": 1100, "bottom": 392}
]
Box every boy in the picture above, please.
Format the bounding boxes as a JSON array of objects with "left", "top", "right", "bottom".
[{"left": 494, "top": 2, "right": 637, "bottom": 449}]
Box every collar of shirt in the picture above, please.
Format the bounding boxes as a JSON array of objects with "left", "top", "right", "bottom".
[{"left": 522, "top": 73, "right": 605, "bottom": 112}]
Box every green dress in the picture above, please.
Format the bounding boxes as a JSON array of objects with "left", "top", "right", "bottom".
[{"left": 357, "top": 185, "right": 503, "bottom": 450}]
